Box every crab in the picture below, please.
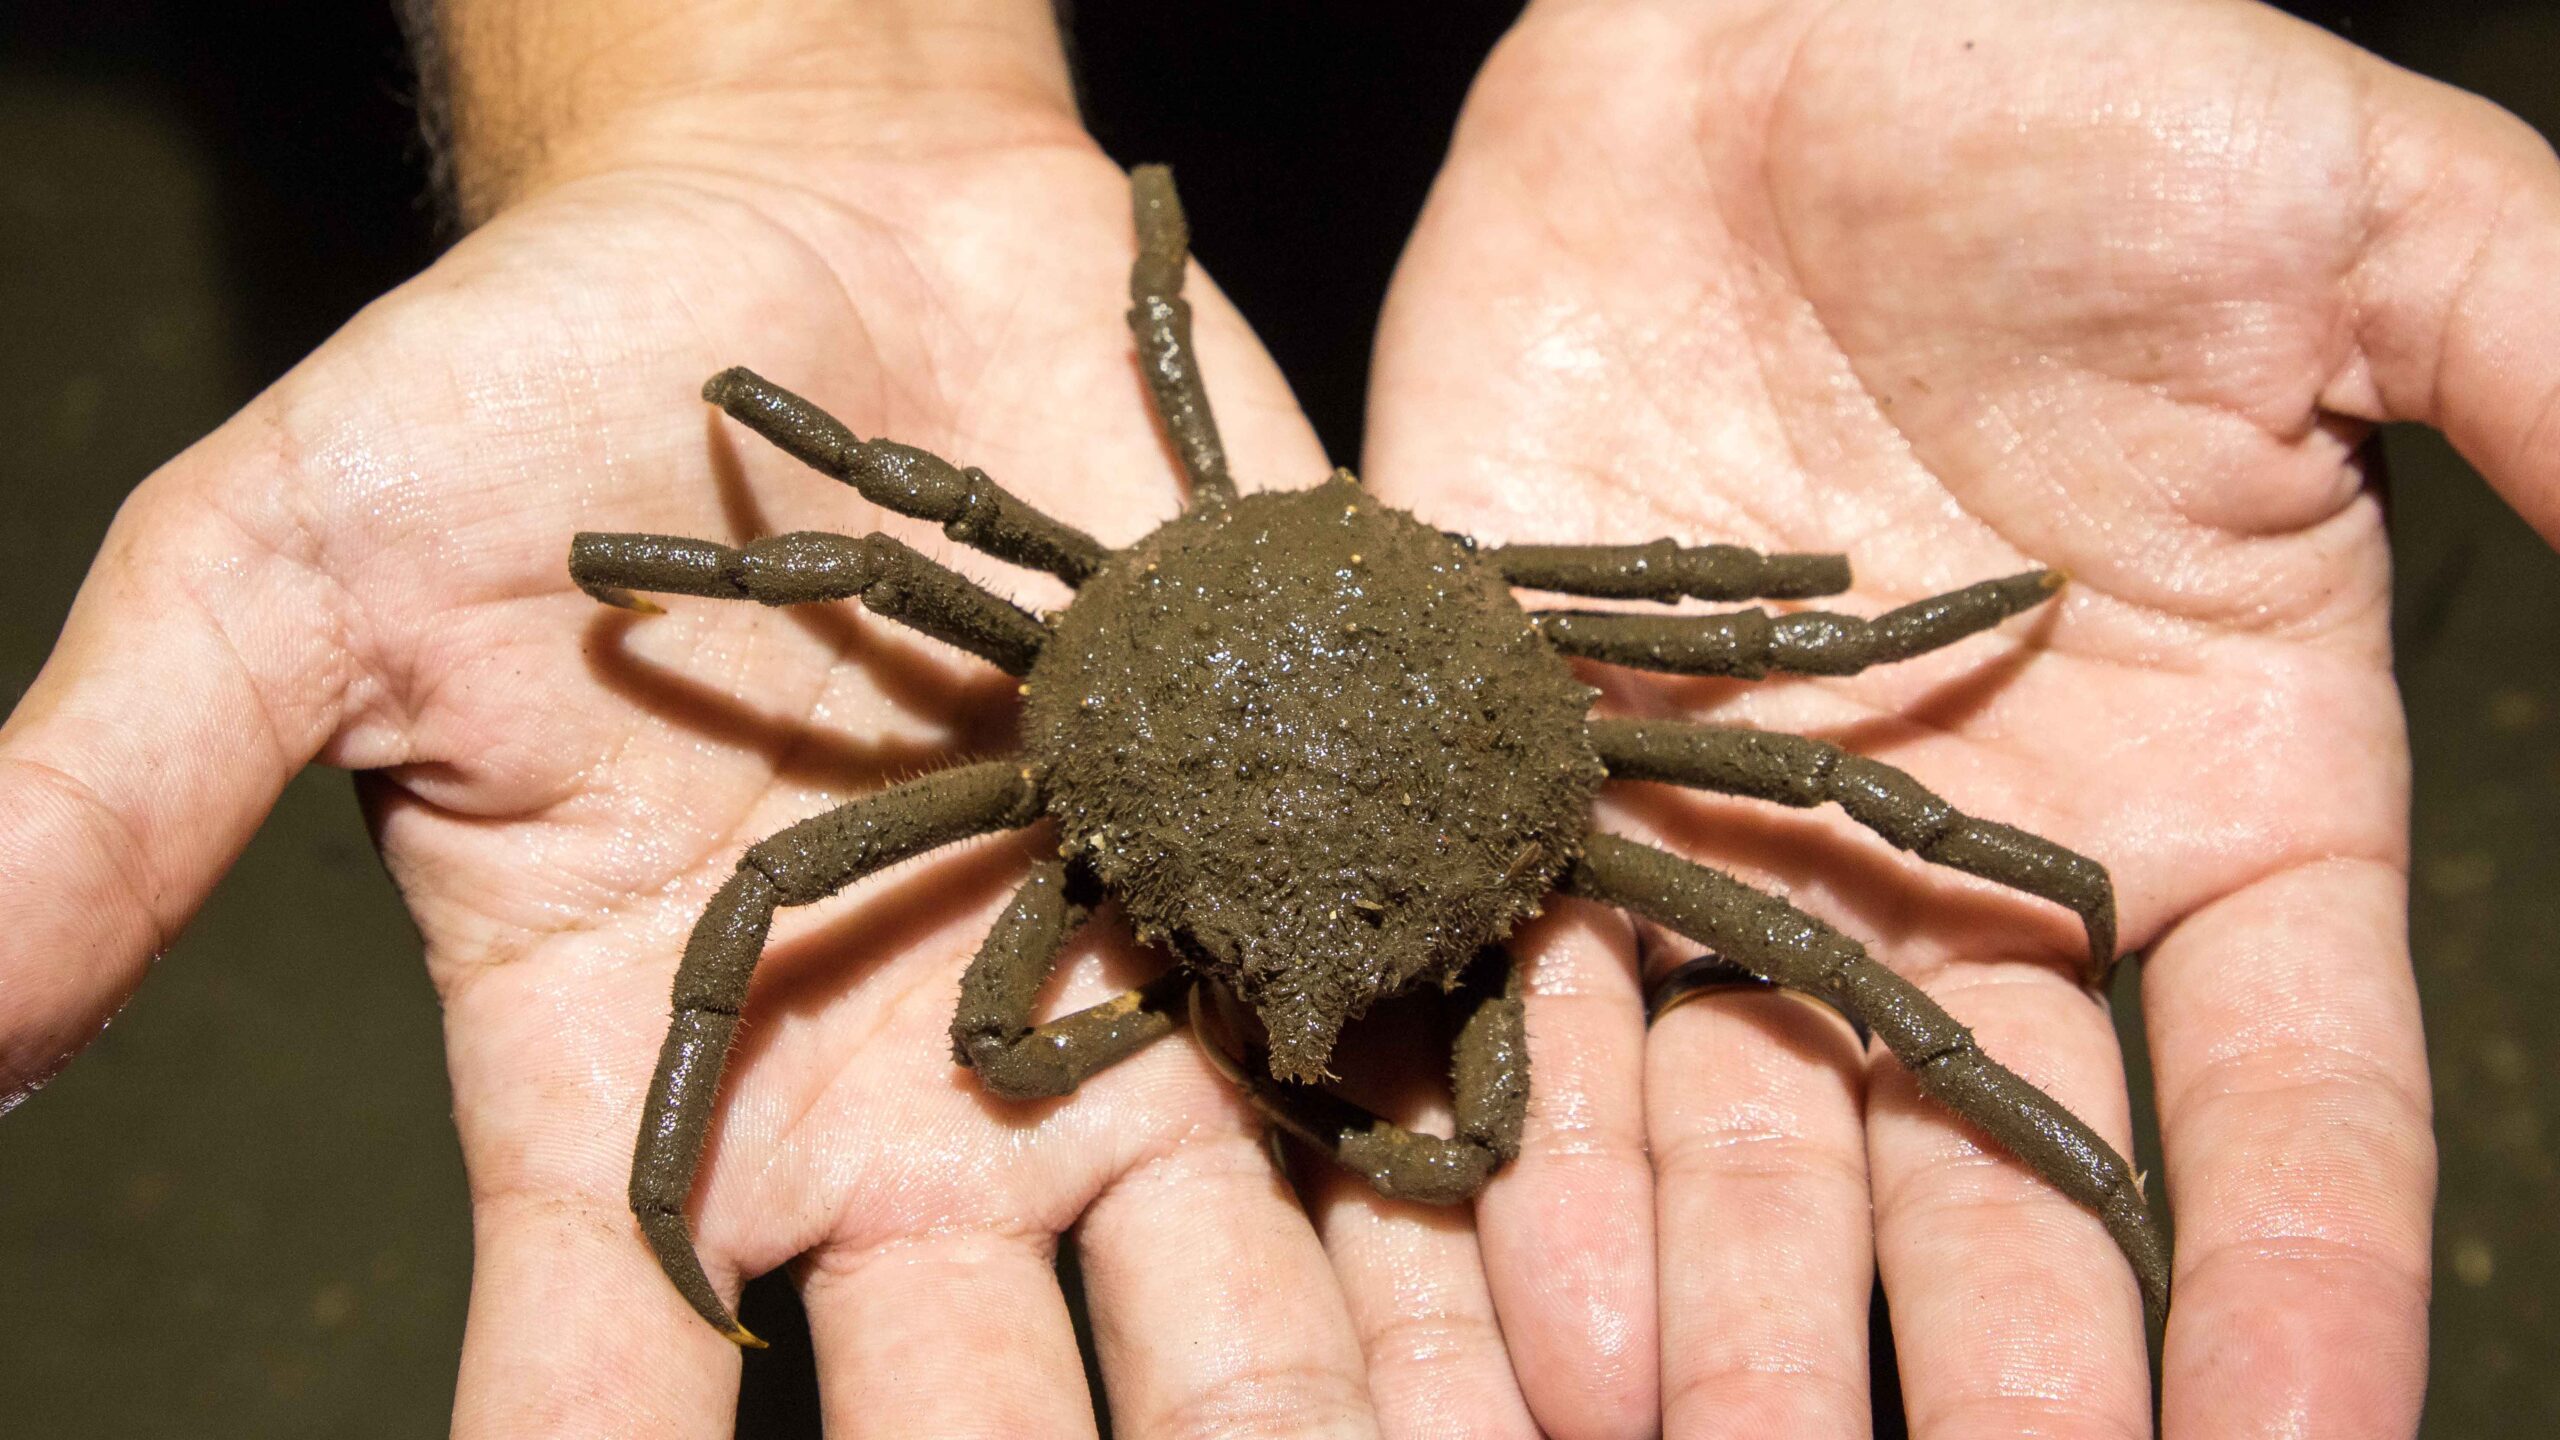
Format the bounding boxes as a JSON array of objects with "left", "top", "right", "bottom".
[{"left": 569, "top": 165, "right": 2169, "bottom": 1346}]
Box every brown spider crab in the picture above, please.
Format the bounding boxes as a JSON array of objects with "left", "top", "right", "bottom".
[{"left": 570, "top": 166, "right": 2168, "bottom": 1345}]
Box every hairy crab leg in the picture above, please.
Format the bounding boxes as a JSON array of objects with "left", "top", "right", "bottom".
[
  {"left": 702, "top": 367, "right": 1107, "bottom": 585},
  {"left": 949, "top": 859, "right": 1187, "bottom": 1096},
  {"left": 1485, "top": 539, "right": 1850, "bottom": 602},
  {"left": 570, "top": 529, "right": 1050, "bottom": 675},
  {"left": 1126, "top": 164, "right": 1237, "bottom": 510},
  {"left": 1191, "top": 953, "right": 1528, "bottom": 1207},
  {"left": 1535, "top": 569, "right": 2062, "bottom": 678},
  {"left": 1588, "top": 718, "right": 2118, "bottom": 985},
  {"left": 1560, "top": 832, "right": 2170, "bottom": 1326},
  {"left": 631, "top": 761, "right": 1043, "bottom": 1345}
]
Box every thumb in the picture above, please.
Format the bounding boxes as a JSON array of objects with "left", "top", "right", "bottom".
[
  {"left": 0, "top": 412, "right": 351, "bottom": 1102},
  {"left": 2339, "top": 57, "right": 2560, "bottom": 543}
]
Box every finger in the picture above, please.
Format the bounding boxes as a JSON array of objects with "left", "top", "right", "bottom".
[
  {"left": 1474, "top": 904, "right": 1661, "bottom": 1440},
  {"left": 450, "top": 1187, "right": 742, "bottom": 1439},
  {"left": 2340, "top": 55, "right": 2560, "bottom": 542},
  {"left": 800, "top": 1230, "right": 1097, "bottom": 1439},
  {"left": 0, "top": 422, "right": 354, "bottom": 1099},
  {"left": 1304, "top": 1165, "right": 1537, "bottom": 1439},
  {"left": 1648, "top": 982, "right": 1872, "bottom": 1438},
  {"left": 1864, "top": 964, "right": 2151, "bottom": 1438},
  {"left": 2145, "top": 861, "right": 2430, "bottom": 1439},
  {"left": 1077, "top": 1133, "right": 1380, "bottom": 1439}
]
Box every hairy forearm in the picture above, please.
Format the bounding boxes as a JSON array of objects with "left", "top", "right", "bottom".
[{"left": 399, "top": 0, "right": 1076, "bottom": 225}]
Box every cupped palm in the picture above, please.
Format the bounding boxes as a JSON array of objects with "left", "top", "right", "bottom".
[{"left": 1360, "top": 0, "right": 2472, "bottom": 1433}]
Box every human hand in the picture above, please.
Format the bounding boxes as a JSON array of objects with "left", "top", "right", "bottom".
[
  {"left": 0, "top": 3, "right": 1536, "bottom": 1434},
  {"left": 1354, "top": 0, "right": 2560, "bottom": 1434}
]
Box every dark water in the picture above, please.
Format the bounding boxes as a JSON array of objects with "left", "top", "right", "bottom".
[{"left": 0, "top": 3, "right": 2551, "bottom": 1435}]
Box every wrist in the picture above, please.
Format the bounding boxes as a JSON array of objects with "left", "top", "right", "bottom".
[{"left": 409, "top": 0, "right": 1079, "bottom": 224}]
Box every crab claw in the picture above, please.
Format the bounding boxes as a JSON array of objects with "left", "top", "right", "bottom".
[{"left": 633, "top": 1208, "right": 767, "bottom": 1348}]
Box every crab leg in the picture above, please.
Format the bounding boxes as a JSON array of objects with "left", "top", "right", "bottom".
[
  {"left": 1587, "top": 718, "right": 2118, "bottom": 984},
  {"left": 1535, "top": 569, "right": 2061, "bottom": 678},
  {"left": 1560, "top": 831, "right": 2170, "bottom": 1327},
  {"left": 1486, "top": 539, "right": 1850, "bottom": 602},
  {"left": 1127, "top": 164, "right": 1237, "bottom": 509},
  {"left": 631, "top": 760, "right": 1043, "bottom": 1345},
  {"left": 702, "top": 367, "right": 1106, "bottom": 584},
  {"left": 570, "top": 529, "right": 1049, "bottom": 675},
  {"left": 1196, "top": 951, "right": 1528, "bottom": 1207},
  {"left": 949, "top": 860, "right": 1187, "bottom": 1096}
]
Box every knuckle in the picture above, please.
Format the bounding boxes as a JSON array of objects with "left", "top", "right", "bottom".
[
  {"left": 1138, "top": 1360, "right": 1371, "bottom": 1440},
  {"left": 2162, "top": 1038, "right": 2433, "bottom": 1144},
  {"left": 2181, "top": 1227, "right": 2433, "bottom": 1314},
  {"left": 1663, "top": 1361, "right": 1866, "bottom": 1440},
  {"left": 1358, "top": 1307, "right": 1504, "bottom": 1376},
  {"left": 1654, "top": 1118, "right": 1867, "bottom": 1195},
  {"left": 1914, "top": 1392, "right": 2146, "bottom": 1440}
]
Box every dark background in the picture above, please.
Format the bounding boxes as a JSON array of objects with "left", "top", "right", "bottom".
[{"left": 0, "top": 2, "right": 2552, "bottom": 1435}]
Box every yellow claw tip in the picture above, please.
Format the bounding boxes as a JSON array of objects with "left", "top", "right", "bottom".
[
  {"left": 726, "top": 1322, "right": 769, "bottom": 1350},
  {"left": 581, "top": 584, "right": 664, "bottom": 614},
  {"left": 2039, "top": 569, "right": 2070, "bottom": 591}
]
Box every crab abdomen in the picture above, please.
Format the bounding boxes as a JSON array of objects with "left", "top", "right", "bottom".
[{"left": 1024, "top": 474, "right": 1602, "bottom": 1080}]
